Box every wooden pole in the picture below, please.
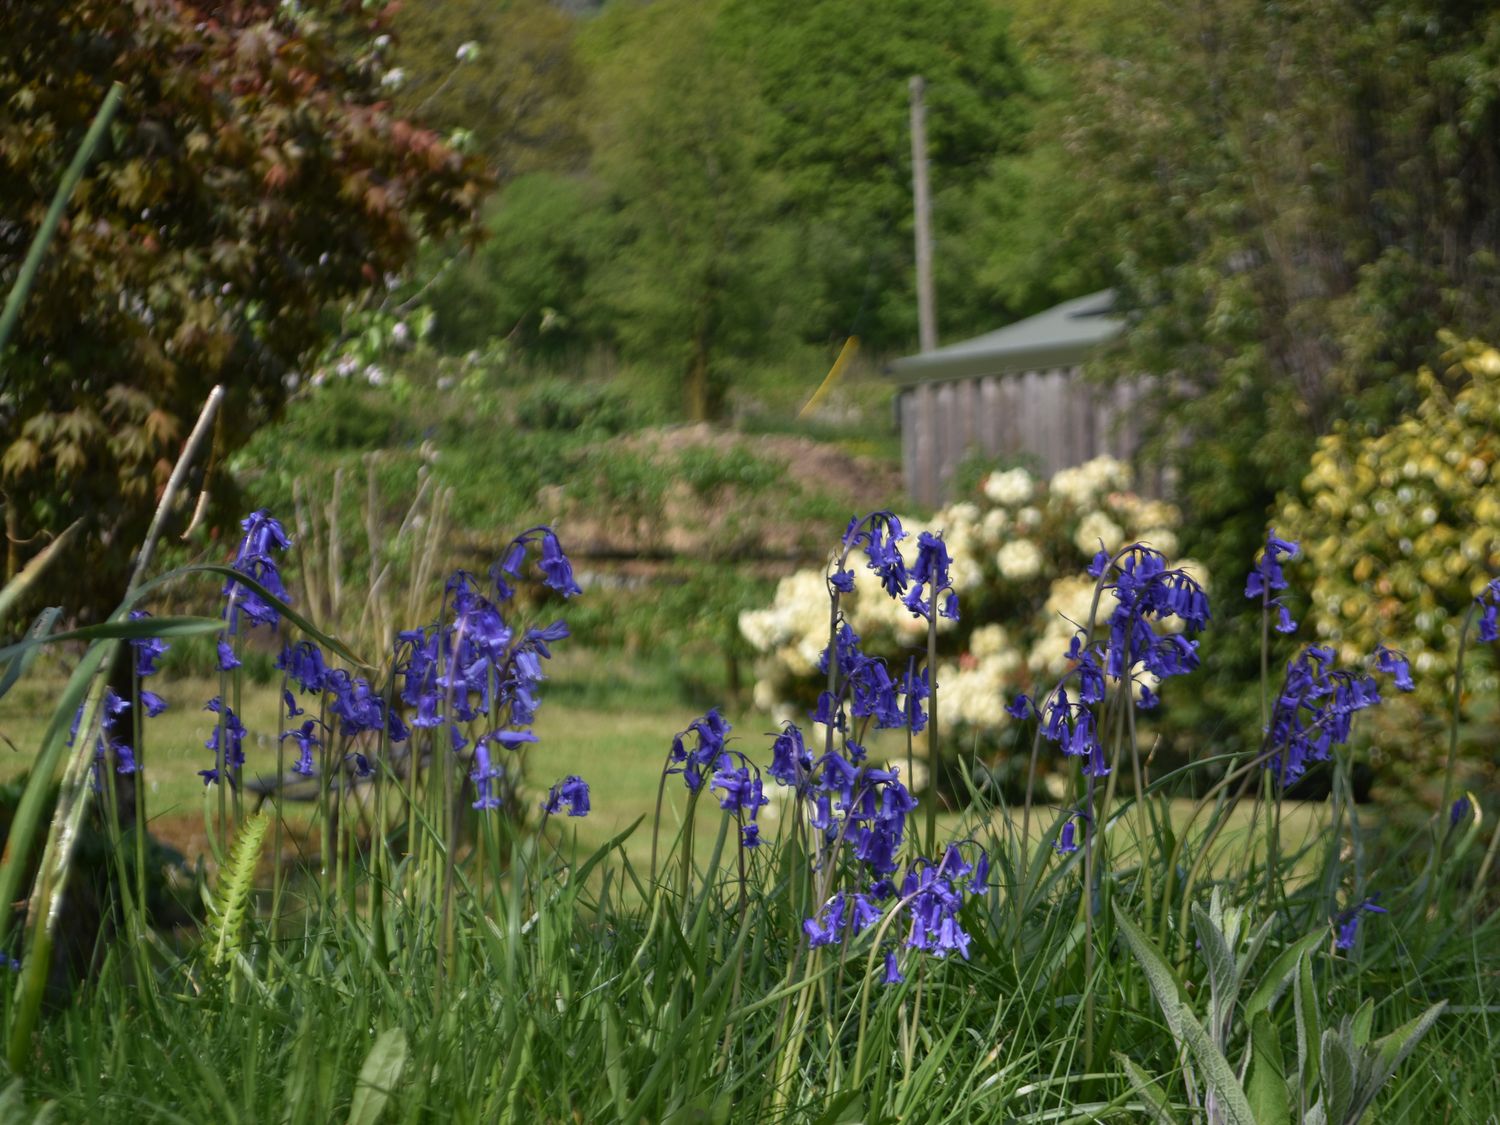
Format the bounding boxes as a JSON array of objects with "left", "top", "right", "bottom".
[{"left": 909, "top": 75, "right": 937, "bottom": 354}]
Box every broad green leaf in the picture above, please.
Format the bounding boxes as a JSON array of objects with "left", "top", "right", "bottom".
[
  {"left": 1350, "top": 999, "right": 1374, "bottom": 1048},
  {"left": 1191, "top": 900, "right": 1239, "bottom": 1049},
  {"left": 1347, "top": 1002, "right": 1446, "bottom": 1121},
  {"left": 1295, "top": 954, "right": 1322, "bottom": 1102},
  {"left": 1114, "top": 906, "right": 1187, "bottom": 1041},
  {"left": 1173, "top": 999, "right": 1258, "bottom": 1125},
  {"left": 346, "top": 1027, "right": 409, "bottom": 1125},
  {"left": 1114, "top": 1051, "right": 1183, "bottom": 1124},
  {"left": 1247, "top": 1010, "right": 1290, "bottom": 1125},
  {"left": 1320, "top": 1028, "right": 1356, "bottom": 1125},
  {"left": 1244, "top": 927, "right": 1326, "bottom": 1024}
]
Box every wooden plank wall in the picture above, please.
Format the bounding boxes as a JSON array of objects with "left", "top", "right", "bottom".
[{"left": 898, "top": 368, "right": 1161, "bottom": 506}]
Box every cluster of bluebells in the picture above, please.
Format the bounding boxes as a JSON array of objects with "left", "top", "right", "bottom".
[
  {"left": 191, "top": 513, "right": 590, "bottom": 811},
  {"left": 1011, "top": 544, "right": 1211, "bottom": 779},
  {"left": 666, "top": 710, "right": 767, "bottom": 846},
  {"left": 812, "top": 623, "right": 916, "bottom": 734},
  {"left": 75, "top": 688, "right": 136, "bottom": 788},
  {"left": 1245, "top": 530, "right": 1415, "bottom": 787},
  {"left": 128, "top": 609, "right": 169, "bottom": 717},
  {"left": 1263, "top": 644, "right": 1412, "bottom": 786},
  {"left": 1246, "top": 529, "right": 1301, "bottom": 634},
  {"left": 222, "top": 510, "right": 292, "bottom": 633}
]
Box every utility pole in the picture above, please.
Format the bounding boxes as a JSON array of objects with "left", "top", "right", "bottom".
[{"left": 909, "top": 75, "right": 936, "bottom": 353}]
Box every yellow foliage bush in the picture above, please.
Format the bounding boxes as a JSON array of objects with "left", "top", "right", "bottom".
[{"left": 1278, "top": 337, "right": 1500, "bottom": 706}]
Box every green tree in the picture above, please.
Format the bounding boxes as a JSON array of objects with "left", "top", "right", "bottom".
[
  {"left": 0, "top": 0, "right": 488, "bottom": 616},
  {"left": 389, "top": 0, "right": 589, "bottom": 181},
  {"left": 719, "top": 0, "right": 1028, "bottom": 350},
  {"left": 1003, "top": 0, "right": 1500, "bottom": 741},
  {"left": 582, "top": 0, "right": 798, "bottom": 421}
]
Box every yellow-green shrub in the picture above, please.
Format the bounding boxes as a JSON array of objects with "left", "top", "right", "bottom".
[{"left": 1278, "top": 337, "right": 1500, "bottom": 710}]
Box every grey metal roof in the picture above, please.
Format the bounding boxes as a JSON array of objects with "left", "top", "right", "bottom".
[{"left": 887, "top": 289, "right": 1123, "bottom": 385}]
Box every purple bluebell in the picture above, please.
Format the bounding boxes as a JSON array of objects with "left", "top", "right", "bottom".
[
  {"left": 667, "top": 709, "right": 732, "bottom": 793},
  {"left": 1005, "top": 692, "right": 1032, "bottom": 720},
  {"left": 1264, "top": 646, "right": 1384, "bottom": 786},
  {"left": 829, "top": 568, "right": 855, "bottom": 594},
  {"left": 1474, "top": 579, "right": 1500, "bottom": 643},
  {"left": 1055, "top": 818, "right": 1079, "bottom": 856},
  {"left": 1245, "top": 530, "right": 1300, "bottom": 599},
  {"left": 128, "top": 610, "right": 170, "bottom": 677},
  {"left": 841, "top": 511, "right": 909, "bottom": 599},
  {"left": 281, "top": 720, "right": 321, "bottom": 777},
  {"left": 902, "top": 531, "right": 957, "bottom": 621},
  {"left": 883, "top": 951, "right": 904, "bottom": 984},
  {"left": 769, "top": 723, "right": 811, "bottom": 788},
  {"left": 1450, "top": 796, "right": 1472, "bottom": 826},
  {"left": 471, "top": 745, "right": 504, "bottom": 810},
  {"left": 222, "top": 510, "right": 292, "bottom": 631},
  {"left": 542, "top": 775, "right": 590, "bottom": 817},
  {"left": 216, "top": 637, "right": 241, "bottom": 671},
  {"left": 1374, "top": 644, "right": 1415, "bottom": 693},
  {"left": 1334, "top": 895, "right": 1387, "bottom": 951},
  {"left": 201, "top": 697, "right": 246, "bottom": 785},
  {"left": 492, "top": 527, "right": 583, "bottom": 601},
  {"left": 278, "top": 641, "right": 329, "bottom": 695}
]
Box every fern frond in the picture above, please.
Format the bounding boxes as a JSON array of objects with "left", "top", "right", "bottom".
[{"left": 209, "top": 811, "right": 269, "bottom": 967}]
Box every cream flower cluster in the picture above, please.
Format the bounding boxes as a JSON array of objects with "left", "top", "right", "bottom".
[{"left": 739, "top": 457, "right": 1202, "bottom": 741}]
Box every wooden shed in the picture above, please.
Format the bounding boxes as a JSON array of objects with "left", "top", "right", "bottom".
[{"left": 888, "top": 290, "right": 1156, "bottom": 505}]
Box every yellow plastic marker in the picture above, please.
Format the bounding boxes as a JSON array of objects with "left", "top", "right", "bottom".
[{"left": 797, "top": 336, "right": 860, "bottom": 419}]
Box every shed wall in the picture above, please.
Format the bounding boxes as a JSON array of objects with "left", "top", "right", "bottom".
[{"left": 898, "top": 367, "right": 1160, "bottom": 506}]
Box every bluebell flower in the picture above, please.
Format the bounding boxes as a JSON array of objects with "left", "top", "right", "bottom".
[
  {"left": 277, "top": 641, "right": 329, "bottom": 695},
  {"left": 492, "top": 527, "right": 583, "bottom": 601},
  {"left": 1245, "top": 530, "right": 1299, "bottom": 600},
  {"left": 667, "top": 709, "right": 732, "bottom": 793},
  {"left": 883, "top": 951, "right": 904, "bottom": 985},
  {"left": 841, "top": 512, "right": 909, "bottom": 599},
  {"left": 902, "top": 531, "right": 957, "bottom": 621},
  {"left": 222, "top": 510, "right": 292, "bottom": 631},
  {"left": 1450, "top": 796, "right": 1472, "bottom": 826},
  {"left": 216, "top": 637, "right": 241, "bottom": 672},
  {"left": 1055, "top": 819, "right": 1079, "bottom": 856},
  {"left": 829, "top": 568, "right": 855, "bottom": 594},
  {"left": 281, "top": 720, "right": 321, "bottom": 777},
  {"left": 471, "top": 745, "right": 504, "bottom": 810},
  {"left": 1264, "top": 646, "right": 1384, "bottom": 786},
  {"left": 1374, "top": 644, "right": 1415, "bottom": 692},
  {"left": 1334, "top": 895, "right": 1387, "bottom": 951},
  {"left": 128, "top": 610, "right": 170, "bottom": 678},
  {"left": 1005, "top": 692, "right": 1032, "bottom": 720},
  {"left": 1474, "top": 579, "right": 1500, "bottom": 643},
  {"left": 542, "top": 775, "right": 590, "bottom": 817},
  {"left": 768, "top": 723, "right": 811, "bottom": 788},
  {"left": 201, "top": 697, "right": 246, "bottom": 785}
]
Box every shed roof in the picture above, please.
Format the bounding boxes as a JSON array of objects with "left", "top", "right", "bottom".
[{"left": 887, "top": 289, "right": 1123, "bottom": 385}]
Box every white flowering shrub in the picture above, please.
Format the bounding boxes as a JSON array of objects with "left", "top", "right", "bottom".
[{"left": 740, "top": 456, "right": 1207, "bottom": 747}]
